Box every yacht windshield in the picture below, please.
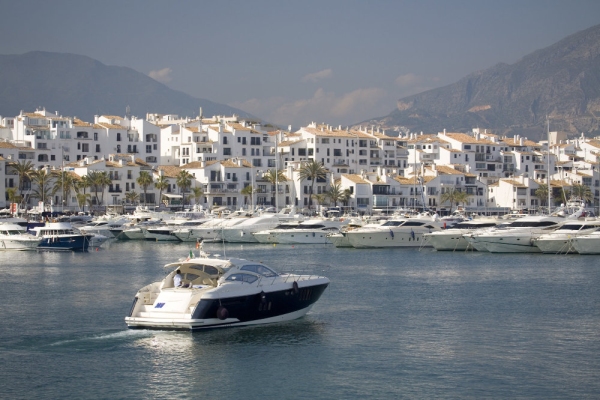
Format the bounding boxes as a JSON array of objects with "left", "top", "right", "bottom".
[{"left": 240, "top": 264, "right": 278, "bottom": 277}]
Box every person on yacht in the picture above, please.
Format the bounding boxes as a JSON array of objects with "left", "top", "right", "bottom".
[{"left": 173, "top": 270, "right": 182, "bottom": 287}]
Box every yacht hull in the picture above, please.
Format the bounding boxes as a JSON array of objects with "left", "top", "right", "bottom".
[
  {"left": 347, "top": 230, "right": 431, "bottom": 248},
  {"left": 0, "top": 236, "right": 41, "bottom": 250},
  {"left": 533, "top": 237, "right": 576, "bottom": 254},
  {"left": 37, "top": 235, "right": 90, "bottom": 251},
  {"left": 477, "top": 236, "right": 541, "bottom": 253},
  {"left": 571, "top": 236, "right": 600, "bottom": 254},
  {"left": 126, "top": 282, "right": 329, "bottom": 330}
]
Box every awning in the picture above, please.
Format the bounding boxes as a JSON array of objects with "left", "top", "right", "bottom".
[{"left": 162, "top": 194, "right": 183, "bottom": 199}]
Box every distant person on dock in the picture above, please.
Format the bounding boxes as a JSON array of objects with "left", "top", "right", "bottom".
[{"left": 173, "top": 270, "right": 182, "bottom": 287}]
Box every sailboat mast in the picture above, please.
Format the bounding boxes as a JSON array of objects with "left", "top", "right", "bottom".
[{"left": 547, "top": 118, "right": 551, "bottom": 214}]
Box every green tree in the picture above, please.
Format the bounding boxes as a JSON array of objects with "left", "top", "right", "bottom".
[
  {"left": 136, "top": 170, "right": 154, "bottom": 205},
  {"left": 88, "top": 171, "right": 112, "bottom": 206},
  {"left": 125, "top": 191, "right": 140, "bottom": 205},
  {"left": 264, "top": 169, "right": 287, "bottom": 209},
  {"left": 76, "top": 193, "right": 91, "bottom": 211},
  {"left": 340, "top": 188, "right": 352, "bottom": 207},
  {"left": 440, "top": 187, "right": 470, "bottom": 213},
  {"left": 30, "top": 169, "right": 53, "bottom": 207},
  {"left": 154, "top": 174, "right": 170, "bottom": 206},
  {"left": 297, "top": 160, "right": 328, "bottom": 211},
  {"left": 9, "top": 160, "right": 34, "bottom": 208},
  {"left": 535, "top": 184, "right": 550, "bottom": 209},
  {"left": 52, "top": 170, "right": 76, "bottom": 210},
  {"left": 176, "top": 170, "right": 193, "bottom": 206},
  {"left": 311, "top": 193, "right": 327, "bottom": 210},
  {"left": 74, "top": 175, "right": 93, "bottom": 212},
  {"left": 326, "top": 182, "right": 344, "bottom": 207},
  {"left": 241, "top": 184, "right": 254, "bottom": 207},
  {"left": 6, "top": 187, "right": 19, "bottom": 204},
  {"left": 190, "top": 186, "right": 204, "bottom": 206},
  {"left": 571, "top": 183, "right": 593, "bottom": 204}
]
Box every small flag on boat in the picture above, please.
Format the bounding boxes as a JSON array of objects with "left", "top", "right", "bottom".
[
  {"left": 189, "top": 250, "right": 194, "bottom": 259},
  {"left": 195, "top": 241, "right": 200, "bottom": 249}
]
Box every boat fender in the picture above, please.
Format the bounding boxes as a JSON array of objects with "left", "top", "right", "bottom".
[
  {"left": 292, "top": 281, "right": 299, "bottom": 294},
  {"left": 260, "top": 291, "right": 267, "bottom": 303},
  {"left": 217, "top": 306, "right": 229, "bottom": 320}
]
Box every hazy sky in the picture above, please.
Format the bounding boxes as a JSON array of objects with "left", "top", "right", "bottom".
[{"left": 1, "top": 0, "right": 599, "bottom": 128}]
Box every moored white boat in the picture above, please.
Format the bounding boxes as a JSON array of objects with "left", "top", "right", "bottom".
[
  {"left": 533, "top": 218, "right": 600, "bottom": 254},
  {"left": 570, "top": 228, "right": 600, "bottom": 254},
  {"left": 266, "top": 219, "right": 345, "bottom": 245},
  {"left": 345, "top": 212, "right": 444, "bottom": 248},
  {"left": 30, "top": 221, "right": 92, "bottom": 251},
  {"left": 424, "top": 218, "right": 502, "bottom": 251},
  {"left": 0, "top": 223, "right": 41, "bottom": 250},
  {"left": 125, "top": 248, "right": 330, "bottom": 330},
  {"left": 465, "top": 214, "right": 570, "bottom": 253}
]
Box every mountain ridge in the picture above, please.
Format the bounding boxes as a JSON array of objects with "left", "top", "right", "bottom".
[
  {"left": 359, "top": 24, "right": 600, "bottom": 140},
  {"left": 0, "top": 51, "right": 253, "bottom": 121}
]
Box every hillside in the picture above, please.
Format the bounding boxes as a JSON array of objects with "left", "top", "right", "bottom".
[
  {"left": 361, "top": 24, "right": 600, "bottom": 140},
  {"left": 0, "top": 51, "right": 252, "bottom": 121}
]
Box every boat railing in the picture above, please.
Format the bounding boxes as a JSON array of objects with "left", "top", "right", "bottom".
[{"left": 277, "top": 264, "right": 332, "bottom": 283}]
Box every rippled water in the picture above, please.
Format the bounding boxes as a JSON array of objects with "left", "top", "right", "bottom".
[{"left": 1, "top": 241, "right": 599, "bottom": 399}]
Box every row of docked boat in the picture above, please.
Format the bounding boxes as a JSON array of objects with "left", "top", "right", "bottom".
[{"left": 424, "top": 202, "right": 600, "bottom": 254}]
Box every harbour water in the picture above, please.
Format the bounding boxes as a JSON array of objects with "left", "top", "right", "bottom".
[{"left": 1, "top": 241, "right": 599, "bottom": 399}]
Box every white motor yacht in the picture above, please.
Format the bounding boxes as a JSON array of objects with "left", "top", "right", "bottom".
[
  {"left": 252, "top": 221, "right": 303, "bottom": 243},
  {"left": 30, "top": 221, "right": 93, "bottom": 251},
  {"left": 424, "top": 218, "right": 503, "bottom": 251},
  {"left": 125, "top": 248, "right": 330, "bottom": 330},
  {"left": 221, "top": 214, "right": 283, "bottom": 243},
  {"left": 345, "top": 212, "right": 445, "bottom": 248},
  {"left": 533, "top": 218, "right": 600, "bottom": 254},
  {"left": 173, "top": 216, "right": 250, "bottom": 243},
  {"left": 326, "top": 219, "right": 368, "bottom": 247},
  {"left": 464, "top": 214, "right": 570, "bottom": 253},
  {"left": 78, "top": 216, "right": 130, "bottom": 238},
  {"left": 570, "top": 228, "right": 600, "bottom": 254},
  {"left": 0, "top": 223, "right": 41, "bottom": 250},
  {"left": 273, "top": 219, "right": 345, "bottom": 244},
  {"left": 117, "top": 220, "right": 161, "bottom": 240}
]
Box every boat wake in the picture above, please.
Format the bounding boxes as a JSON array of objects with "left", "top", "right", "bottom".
[{"left": 48, "top": 329, "right": 153, "bottom": 348}]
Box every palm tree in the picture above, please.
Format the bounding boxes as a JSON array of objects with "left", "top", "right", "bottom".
[
  {"left": 571, "top": 183, "right": 593, "bottom": 204},
  {"left": 311, "top": 193, "right": 328, "bottom": 211},
  {"left": 136, "top": 171, "right": 154, "bottom": 205},
  {"left": 440, "top": 187, "right": 469, "bottom": 214},
  {"left": 6, "top": 187, "right": 19, "bottom": 205},
  {"left": 30, "top": 169, "right": 53, "bottom": 208},
  {"left": 52, "top": 170, "right": 76, "bottom": 211},
  {"left": 96, "top": 171, "right": 112, "bottom": 206},
  {"left": 176, "top": 170, "right": 193, "bottom": 206},
  {"left": 326, "top": 182, "right": 344, "bottom": 207},
  {"left": 535, "top": 184, "right": 550, "bottom": 210},
  {"left": 340, "top": 188, "right": 352, "bottom": 208},
  {"left": 125, "top": 191, "right": 140, "bottom": 205},
  {"left": 154, "top": 174, "right": 170, "bottom": 206},
  {"left": 76, "top": 193, "right": 91, "bottom": 212},
  {"left": 9, "top": 160, "right": 34, "bottom": 208},
  {"left": 241, "top": 184, "right": 254, "bottom": 207},
  {"left": 454, "top": 190, "right": 471, "bottom": 211},
  {"left": 74, "top": 175, "right": 92, "bottom": 212},
  {"left": 297, "top": 160, "right": 328, "bottom": 211},
  {"left": 264, "top": 169, "right": 287, "bottom": 210},
  {"left": 190, "top": 186, "right": 204, "bottom": 206},
  {"left": 87, "top": 171, "right": 102, "bottom": 206}
]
